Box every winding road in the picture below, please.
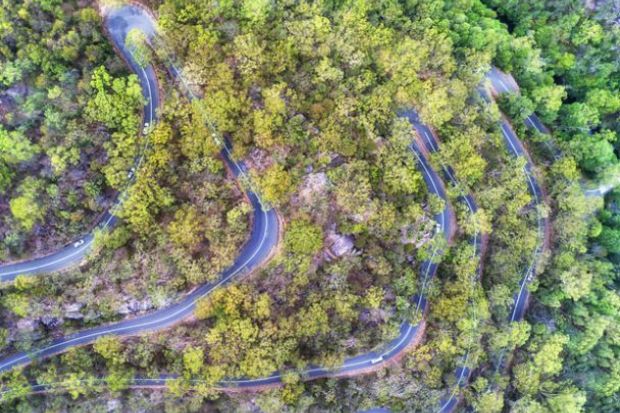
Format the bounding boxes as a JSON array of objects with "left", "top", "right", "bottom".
[
  {"left": 401, "top": 111, "right": 486, "bottom": 413},
  {"left": 0, "top": 2, "right": 453, "bottom": 399},
  {"left": 485, "top": 68, "right": 551, "bottom": 374},
  {"left": 363, "top": 69, "right": 552, "bottom": 413},
  {"left": 0, "top": 7, "right": 555, "bottom": 411},
  {"left": 0, "top": 6, "right": 160, "bottom": 282},
  {"left": 0, "top": 4, "right": 279, "bottom": 374}
]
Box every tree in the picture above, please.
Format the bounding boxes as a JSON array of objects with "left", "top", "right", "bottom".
[
  {"left": 284, "top": 219, "right": 323, "bottom": 257},
  {"left": 118, "top": 175, "right": 174, "bottom": 235},
  {"left": 168, "top": 204, "right": 205, "bottom": 251},
  {"left": 85, "top": 66, "right": 144, "bottom": 188},
  {"left": 182, "top": 346, "right": 204, "bottom": 376},
  {"left": 0, "top": 370, "right": 31, "bottom": 402},
  {"left": 364, "top": 286, "right": 384, "bottom": 309},
  {"left": 106, "top": 366, "right": 132, "bottom": 392},
  {"left": 472, "top": 391, "right": 504, "bottom": 413},
  {"left": 93, "top": 336, "right": 125, "bottom": 366},
  {"left": 512, "top": 333, "right": 568, "bottom": 396},
  {"left": 242, "top": 0, "right": 272, "bottom": 26},
  {"left": 0, "top": 161, "right": 11, "bottom": 192},
  {"left": 86, "top": 66, "right": 143, "bottom": 131},
  {"left": 560, "top": 102, "right": 600, "bottom": 131},
  {"left": 329, "top": 160, "right": 372, "bottom": 217},
  {"left": 586, "top": 88, "right": 620, "bottom": 115},
  {"left": 546, "top": 387, "right": 587, "bottom": 413},
  {"left": 3, "top": 293, "right": 29, "bottom": 317},
  {"left": 0, "top": 328, "right": 7, "bottom": 348},
  {"left": 125, "top": 28, "right": 152, "bottom": 67},
  {"left": 253, "top": 164, "right": 293, "bottom": 206},
  {"left": 10, "top": 177, "right": 44, "bottom": 231},
  {"left": 597, "top": 226, "right": 620, "bottom": 254},
  {"left": 530, "top": 84, "right": 566, "bottom": 122},
  {"left": 0, "top": 126, "right": 38, "bottom": 164},
  {"left": 569, "top": 132, "right": 616, "bottom": 173},
  {"left": 381, "top": 152, "right": 421, "bottom": 196}
]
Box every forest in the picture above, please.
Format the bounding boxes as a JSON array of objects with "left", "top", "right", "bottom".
[{"left": 0, "top": 0, "right": 619, "bottom": 412}]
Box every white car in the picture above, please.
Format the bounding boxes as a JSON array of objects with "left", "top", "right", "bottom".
[
  {"left": 370, "top": 356, "right": 384, "bottom": 364},
  {"left": 73, "top": 239, "right": 85, "bottom": 248},
  {"left": 127, "top": 167, "right": 136, "bottom": 179}
]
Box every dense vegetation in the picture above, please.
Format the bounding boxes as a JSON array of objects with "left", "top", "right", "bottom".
[
  {"left": 0, "top": 0, "right": 619, "bottom": 412},
  {"left": 0, "top": 0, "right": 144, "bottom": 260},
  {"left": 480, "top": 1, "right": 620, "bottom": 411}
]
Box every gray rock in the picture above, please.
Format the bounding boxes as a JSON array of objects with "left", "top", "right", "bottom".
[
  {"left": 84, "top": 310, "right": 101, "bottom": 323},
  {"left": 16, "top": 318, "right": 36, "bottom": 332},
  {"left": 40, "top": 315, "right": 62, "bottom": 329},
  {"left": 325, "top": 232, "right": 355, "bottom": 260},
  {"left": 64, "top": 303, "right": 84, "bottom": 313},
  {"left": 118, "top": 303, "right": 131, "bottom": 315},
  {"left": 65, "top": 311, "right": 84, "bottom": 320},
  {"left": 119, "top": 298, "right": 154, "bottom": 316},
  {"left": 107, "top": 399, "right": 121, "bottom": 412},
  {"left": 63, "top": 303, "right": 84, "bottom": 320}
]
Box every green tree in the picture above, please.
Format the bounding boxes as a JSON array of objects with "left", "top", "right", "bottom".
[
  {"left": 0, "top": 126, "right": 38, "bottom": 164},
  {"left": 597, "top": 226, "right": 620, "bottom": 254},
  {"left": 168, "top": 204, "right": 205, "bottom": 251},
  {"left": 569, "top": 131, "right": 617, "bottom": 173},
  {"left": 254, "top": 164, "right": 293, "bottom": 206},
  {"left": 560, "top": 102, "right": 600, "bottom": 131},
  {"left": 125, "top": 28, "right": 152, "bottom": 67},
  {"left": 242, "top": 0, "right": 272, "bottom": 26},
  {"left": 10, "top": 177, "right": 45, "bottom": 230},
  {"left": 93, "top": 336, "right": 125, "bottom": 366},
  {"left": 284, "top": 219, "right": 323, "bottom": 257},
  {"left": 0, "top": 161, "right": 11, "bottom": 192},
  {"left": 183, "top": 346, "right": 204, "bottom": 376}
]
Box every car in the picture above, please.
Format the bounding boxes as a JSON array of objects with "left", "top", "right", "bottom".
[
  {"left": 127, "top": 167, "right": 136, "bottom": 179},
  {"left": 73, "top": 239, "right": 85, "bottom": 248},
  {"left": 370, "top": 356, "right": 384, "bottom": 364}
]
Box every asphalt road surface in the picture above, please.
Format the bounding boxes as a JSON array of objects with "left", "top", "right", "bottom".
[
  {"left": 0, "top": 11, "right": 550, "bottom": 411},
  {"left": 0, "top": 105, "right": 469, "bottom": 410},
  {"left": 0, "top": 6, "right": 160, "bottom": 282},
  {"left": 0, "top": 4, "right": 452, "bottom": 391},
  {"left": 487, "top": 72, "right": 548, "bottom": 323},
  {"left": 485, "top": 69, "right": 551, "bottom": 376},
  {"left": 0, "top": 5, "right": 279, "bottom": 374},
  {"left": 490, "top": 67, "right": 619, "bottom": 197},
  {"left": 400, "top": 110, "right": 483, "bottom": 413}
]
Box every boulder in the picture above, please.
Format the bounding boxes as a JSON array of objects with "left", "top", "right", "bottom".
[
  {"left": 64, "top": 303, "right": 85, "bottom": 320},
  {"left": 107, "top": 399, "right": 121, "bottom": 412},
  {"left": 40, "top": 315, "right": 62, "bottom": 329},
  {"left": 16, "top": 318, "right": 36, "bottom": 332},
  {"left": 325, "top": 232, "right": 355, "bottom": 260}
]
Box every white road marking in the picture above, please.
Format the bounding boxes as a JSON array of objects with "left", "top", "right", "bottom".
[
  {"left": 0, "top": 241, "right": 92, "bottom": 278},
  {"left": 0, "top": 206, "right": 271, "bottom": 371},
  {"left": 0, "top": 55, "right": 156, "bottom": 279},
  {"left": 0, "top": 15, "right": 276, "bottom": 370}
]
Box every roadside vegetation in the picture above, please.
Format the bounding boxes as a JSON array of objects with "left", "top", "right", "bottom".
[
  {"left": 0, "top": 0, "right": 143, "bottom": 260},
  {"left": 479, "top": 1, "right": 620, "bottom": 411},
  {"left": 0, "top": 0, "right": 618, "bottom": 412}
]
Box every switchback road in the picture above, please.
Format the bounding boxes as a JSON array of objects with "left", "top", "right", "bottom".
[
  {"left": 0, "top": 2, "right": 452, "bottom": 397},
  {"left": 0, "top": 5, "right": 160, "bottom": 282},
  {"left": 401, "top": 110, "right": 486, "bottom": 413},
  {"left": 485, "top": 69, "right": 551, "bottom": 376}
]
